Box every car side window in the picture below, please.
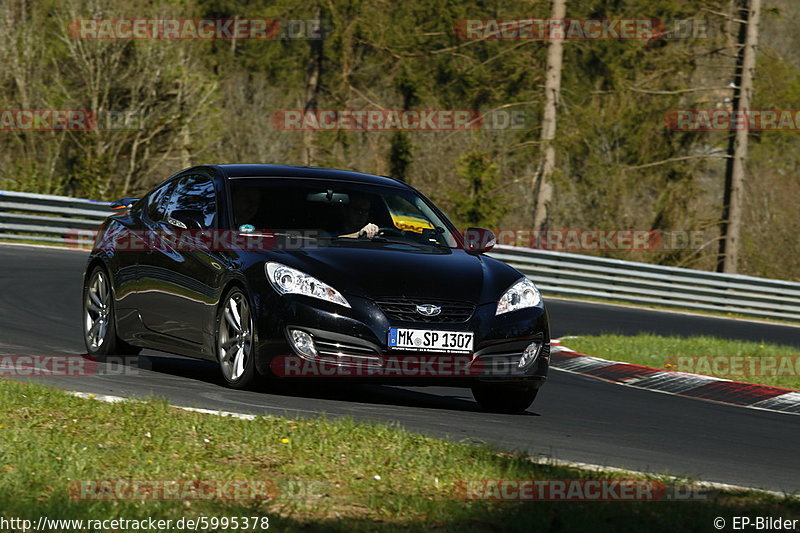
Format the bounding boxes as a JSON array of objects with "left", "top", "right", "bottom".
[
  {"left": 164, "top": 175, "right": 217, "bottom": 229},
  {"left": 145, "top": 180, "right": 177, "bottom": 223}
]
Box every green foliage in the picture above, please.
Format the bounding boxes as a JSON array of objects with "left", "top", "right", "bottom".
[
  {"left": 0, "top": 0, "right": 798, "bottom": 279},
  {"left": 388, "top": 132, "right": 413, "bottom": 181},
  {"left": 448, "top": 150, "right": 508, "bottom": 228},
  {"left": 65, "top": 147, "right": 115, "bottom": 200}
]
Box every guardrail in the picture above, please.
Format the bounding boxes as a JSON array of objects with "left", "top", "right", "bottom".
[
  {"left": 2, "top": 189, "right": 799, "bottom": 321},
  {"left": 0, "top": 190, "right": 113, "bottom": 245},
  {"left": 488, "top": 246, "right": 800, "bottom": 321}
]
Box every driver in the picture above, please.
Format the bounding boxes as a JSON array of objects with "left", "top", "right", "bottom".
[
  {"left": 233, "top": 187, "right": 262, "bottom": 228},
  {"left": 338, "top": 194, "right": 379, "bottom": 238}
]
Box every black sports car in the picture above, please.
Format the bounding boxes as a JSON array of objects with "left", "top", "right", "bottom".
[{"left": 82, "top": 164, "right": 550, "bottom": 413}]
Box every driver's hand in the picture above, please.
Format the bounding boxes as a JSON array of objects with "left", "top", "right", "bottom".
[{"left": 358, "top": 223, "right": 379, "bottom": 238}]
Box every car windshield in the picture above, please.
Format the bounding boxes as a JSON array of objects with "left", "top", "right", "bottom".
[{"left": 228, "top": 178, "right": 459, "bottom": 249}]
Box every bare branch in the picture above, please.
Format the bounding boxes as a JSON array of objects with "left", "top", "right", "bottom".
[
  {"left": 626, "top": 86, "right": 733, "bottom": 95},
  {"left": 625, "top": 154, "right": 729, "bottom": 171}
]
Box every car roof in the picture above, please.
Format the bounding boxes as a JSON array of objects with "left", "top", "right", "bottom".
[{"left": 207, "top": 164, "right": 408, "bottom": 188}]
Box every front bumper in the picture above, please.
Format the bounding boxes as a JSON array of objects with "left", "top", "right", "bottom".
[{"left": 251, "top": 285, "right": 550, "bottom": 386}]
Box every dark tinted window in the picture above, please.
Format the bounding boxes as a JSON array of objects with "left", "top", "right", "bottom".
[
  {"left": 146, "top": 180, "right": 177, "bottom": 222},
  {"left": 164, "top": 175, "right": 217, "bottom": 229},
  {"left": 228, "top": 179, "right": 457, "bottom": 247}
]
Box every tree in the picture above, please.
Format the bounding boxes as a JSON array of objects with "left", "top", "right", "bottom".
[
  {"left": 449, "top": 150, "right": 508, "bottom": 229},
  {"left": 302, "top": 2, "right": 323, "bottom": 166},
  {"left": 717, "top": 0, "right": 761, "bottom": 273},
  {"left": 531, "top": 0, "right": 566, "bottom": 232}
]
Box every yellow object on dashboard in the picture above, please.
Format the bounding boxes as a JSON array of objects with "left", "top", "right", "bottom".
[{"left": 390, "top": 213, "right": 434, "bottom": 233}]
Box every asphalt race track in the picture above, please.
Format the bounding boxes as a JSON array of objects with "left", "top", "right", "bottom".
[{"left": 1, "top": 244, "right": 798, "bottom": 492}]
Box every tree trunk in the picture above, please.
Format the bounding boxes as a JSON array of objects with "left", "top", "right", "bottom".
[
  {"left": 532, "top": 0, "right": 566, "bottom": 232},
  {"left": 302, "top": 5, "right": 323, "bottom": 166},
  {"left": 717, "top": 0, "right": 761, "bottom": 273},
  {"left": 179, "top": 48, "right": 192, "bottom": 170}
]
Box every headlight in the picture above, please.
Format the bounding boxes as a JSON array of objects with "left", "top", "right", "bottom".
[
  {"left": 266, "top": 262, "right": 351, "bottom": 308},
  {"left": 496, "top": 277, "right": 541, "bottom": 315}
]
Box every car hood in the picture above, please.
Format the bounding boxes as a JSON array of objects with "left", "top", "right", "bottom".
[{"left": 266, "top": 244, "right": 523, "bottom": 304}]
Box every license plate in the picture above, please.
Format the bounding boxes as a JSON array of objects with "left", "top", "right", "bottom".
[{"left": 388, "top": 328, "right": 473, "bottom": 353}]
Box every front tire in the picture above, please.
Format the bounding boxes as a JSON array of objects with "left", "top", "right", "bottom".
[
  {"left": 471, "top": 382, "right": 539, "bottom": 414},
  {"left": 216, "top": 287, "right": 257, "bottom": 389},
  {"left": 83, "top": 266, "right": 141, "bottom": 361}
]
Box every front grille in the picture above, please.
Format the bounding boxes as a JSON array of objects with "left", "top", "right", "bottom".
[
  {"left": 316, "top": 339, "right": 378, "bottom": 358},
  {"left": 308, "top": 332, "right": 382, "bottom": 365},
  {"left": 376, "top": 298, "right": 475, "bottom": 323}
]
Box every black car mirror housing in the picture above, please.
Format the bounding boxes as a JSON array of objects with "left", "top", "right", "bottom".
[{"left": 463, "top": 227, "right": 496, "bottom": 253}]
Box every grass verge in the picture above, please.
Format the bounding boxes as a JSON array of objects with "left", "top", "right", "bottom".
[
  {"left": 562, "top": 334, "right": 800, "bottom": 390},
  {"left": 0, "top": 379, "right": 797, "bottom": 532}
]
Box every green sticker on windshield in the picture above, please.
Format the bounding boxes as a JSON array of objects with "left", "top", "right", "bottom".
[{"left": 239, "top": 224, "right": 255, "bottom": 233}]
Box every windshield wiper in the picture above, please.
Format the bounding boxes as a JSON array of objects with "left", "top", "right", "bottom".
[{"left": 371, "top": 235, "right": 450, "bottom": 249}]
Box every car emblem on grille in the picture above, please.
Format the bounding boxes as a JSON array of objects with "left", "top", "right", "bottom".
[{"left": 416, "top": 304, "right": 442, "bottom": 317}]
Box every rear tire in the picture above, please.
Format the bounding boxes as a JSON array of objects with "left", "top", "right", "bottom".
[
  {"left": 216, "top": 287, "right": 257, "bottom": 389},
  {"left": 471, "top": 382, "right": 539, "bottom": 414},
  {"left": 82, "top": 266, "right": 141, "bottom": 362}
]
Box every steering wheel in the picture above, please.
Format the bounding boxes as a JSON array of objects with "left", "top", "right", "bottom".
[{"left": 374, "top": 226, "right": 405, "bottom": 238}]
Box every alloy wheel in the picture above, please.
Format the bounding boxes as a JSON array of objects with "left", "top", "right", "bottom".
[
  {"left": 84, "top": 270, "right": 111, "bottom": 350},
  {"left": 218, "top": 291, "right": 253, "bottom": 383}
]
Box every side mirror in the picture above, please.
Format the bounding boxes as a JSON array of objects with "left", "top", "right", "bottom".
[
  {"left": 463, "top": 227, "right": 496, "bottom": 253},
  {"left": 168, "top": 209, "right": 205, "bottom": 230},
  {"left": 111, "top": 197, "right": 139, "bottom": 209}
]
